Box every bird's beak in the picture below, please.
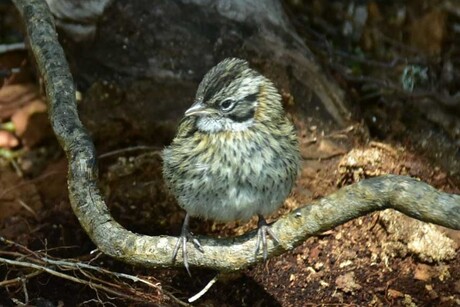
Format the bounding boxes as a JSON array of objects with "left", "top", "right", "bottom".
[{"left": 185, "top": 101, "right": 213, "bottom": 117}]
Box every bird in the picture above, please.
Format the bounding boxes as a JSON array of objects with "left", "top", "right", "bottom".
[{"left": 162, "top": 58, "right": 300, "bottom": 275}]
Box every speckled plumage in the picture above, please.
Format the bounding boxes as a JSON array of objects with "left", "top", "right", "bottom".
[
  {"left": 164, "top": 118, "right": 299, "bottom": 221},
  {"left": 162, "top": 58, "right": 300, "bottom": 271},
  {"left": 163, "top": 58, "right": 299, "bottom": 221}
]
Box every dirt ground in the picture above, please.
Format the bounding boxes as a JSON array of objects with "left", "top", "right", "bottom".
[{"left": 1, "top": 0, "right": 460, "bottom": 306}]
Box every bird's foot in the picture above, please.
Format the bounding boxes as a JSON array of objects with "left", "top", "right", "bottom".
[
  {"left": 255, "top": 214, "right": 280, "bottom": 261},
  {"left": 172, "top": 213, "right": 204, "bottom": 276}
]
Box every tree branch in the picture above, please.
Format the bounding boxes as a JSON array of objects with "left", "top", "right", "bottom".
[{"left": 13, "top": 0, "right": 460, "bottom": 273}]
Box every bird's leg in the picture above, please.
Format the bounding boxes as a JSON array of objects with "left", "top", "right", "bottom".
[
  {"left": 255, "top": 214, "right": 280, "bottom": 260},
  {"left": 172, "top": 213, "right": 204, "bottom": 276}
]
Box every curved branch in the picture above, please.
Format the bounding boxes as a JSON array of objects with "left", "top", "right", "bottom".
[{"left": 13, "top": 0, "right": 460, "bottom": 272}]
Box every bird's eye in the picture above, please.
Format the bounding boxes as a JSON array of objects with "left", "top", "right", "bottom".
[{"left": 219, "top": 99, "right": 236, "bottom": 112}]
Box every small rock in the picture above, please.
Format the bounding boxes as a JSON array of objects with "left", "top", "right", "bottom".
[
  {"left": 414, "top": 263, "right": 434, "bottom": 281},
  {"left": 335, "top": 272, "right": 362, "bottom": 293},
  {"left": 387, "top": 289, "right": 404, "bottom": 299}
]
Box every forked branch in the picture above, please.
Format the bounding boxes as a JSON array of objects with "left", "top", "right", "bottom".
[{"left": 12, "top": 0, "right": 460, "bottom": 272}]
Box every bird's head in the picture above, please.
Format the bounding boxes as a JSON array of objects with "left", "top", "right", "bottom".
[{"left": 185, "top": 58, "right": 283, "bottom": 133}]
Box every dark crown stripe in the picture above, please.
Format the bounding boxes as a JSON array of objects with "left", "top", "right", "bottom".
[
  {"left": 203, "top": 73, "right": 234, "bottom": 102},
  {"left": 202, "top": 60, "right": 249, "bottom": 103}
]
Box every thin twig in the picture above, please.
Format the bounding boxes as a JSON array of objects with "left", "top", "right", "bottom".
[
  {"left": 17, "top": 199, "right": 38, "bottom": 219},
  {"left": 0, "top": 237, "right": 187, "bottom": 304},
  {"left": 188, "top": 274, "right": 219, "bottom": 303},
  {"left": 0, "top": 171, "right": 62, "bottom": 199},
  {"left": 0, "top": 256, "right": 153, "bottom": 303},
  {"left": 98, "top": 146, "right": 161, "bottom": 159},
  {"left": 1, "top": 237, "right": 161, "bottom": 291},
  {"left": 0, "top": 270, "right": 43, "bottom": 287},
  {"left": 21, "top": 276, "right": 29, "bottom": 305},
  {"left": 0, "top": 43, "right": 26, "bottom": 54},
  {"left": 42, "top": 257, "right": 161, "bottom": 289}
]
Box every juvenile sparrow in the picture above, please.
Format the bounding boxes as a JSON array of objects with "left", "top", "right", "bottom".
[{"left": 163, "top": 58, "right": 300, "bottom": 274}]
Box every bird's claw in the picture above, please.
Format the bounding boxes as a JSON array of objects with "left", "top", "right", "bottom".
[
  {"left": 255, "top": 215, "right": 280, "bottom": 261},
  {"left": 172, "top": 214, "right": 203, "bottom": 276},
  {"left": 191, "top": 236, "right": 204, "bottom": 253}
]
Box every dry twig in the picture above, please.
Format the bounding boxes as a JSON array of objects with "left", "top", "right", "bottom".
[{"left": 0, "top": 236, "right": 180, "bottom": 305}]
